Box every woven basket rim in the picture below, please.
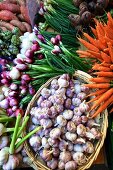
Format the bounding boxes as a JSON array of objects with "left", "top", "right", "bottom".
[{"left": 23, "top": 70, "right": 108, "bottom": 170}]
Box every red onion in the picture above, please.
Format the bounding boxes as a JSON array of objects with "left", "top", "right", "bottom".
[
  {"left": 52, "top": 45, "right": 61, "bottom": 55},
  {"left": 56, "top": 34, "right": 62, "bottom": 41},
  {"left": 37, "top": 34, "right": 45, "bottom": 42},
  {"left": 31, "top": 43, "right": 40, "bottom": 52},
  {"left": 10, "top": 83, "right": 18, "bottom": 90},
  {"left": 7, "top": 108, "right": 13, "bottom": 116},
  {"left": 29, "top": 86, "right": 36, "bottom": 95},
  {"left": 13, "top": 58, "right": 24, "bottom": 65},
  {"left": 51, "top": 37, "right": 59, "bottom": 45},
  {"left": 25, "top": 58, "right": 34, "bottom": 64},
  {"left": 21, "top": 74, "right": 31, "bottom": 82},
  {"left": 9, "top": 91, "right": 18, "bottom": 97},
  {"left": 1, "top": 78, "right": 10, "bottom": 85},
  {"left": 12, "top": 106, "right": 18, "bottom": 112},
  {"left": 16, "top": 64, "right": 28, "bottom": 71},
  {"left": 37, "top": 53, "right": 44, "bottom": 60},
  {"left": 0, "top": 98, "right": 9, "bottom": 109},
  {"left": 21, "top": 79, "right": 27, "bottom": 86},
  {"left": 9, "top": 98, "right": 18, "bottom": 107},
  {"left": 25, "top": 49, "right": 34, "bottom": 58}
]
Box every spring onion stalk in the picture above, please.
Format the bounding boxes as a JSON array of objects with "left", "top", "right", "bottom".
[
  {"left": 15, "top": 126, "right": 42, "bottom": 150},
  {"left": 9, "top": 114, "right": 21, "bottom": 154},
  {"left": 16, "top": 116, "right": 29, "bottom": 139},
  {"left": 0, "top": 117, "right": 14, "bottom": 123}
]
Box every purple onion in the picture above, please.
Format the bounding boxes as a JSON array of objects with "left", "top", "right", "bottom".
[
  {"left": 56, "top": 34, "right": 62, "bottom": 41},
  {"left": 31, "top": 43, "right": 40, "bottom": 52},
  {"left": 52, "top": 45, "right": 61, "bottom": 55},
  {"left": 29, "top": 86, "right": 36, "bottom": 95},
  {"left": 1, "top": 78, "right": 10, "bottom": 85},
  {"left": 37, "top": 34, "right": 45, "bottom": 42},
  {"left": 21, "top": 79, "right": 27, "bottom": 86},
  {"left": 12, "top": 106, "right": 18, "bottom": 112},
  {"left": 21, "top": 74, "right": 31, "bottom": 82},
  {"left": 1, "top": 71, "right": 10, "bottom": 80},
  {"left": 7, "top": 108, "right": 13, "bottom": 116},
  {"left": 25, "top": 58, "right": 34, "bottom": 64},
  {"left": 13, "top": 58, "right": 24, "bottom": 65},
  {"left": 25, "top": 49, "right": 34, "bottom": 58},
  {"left": 21, "top": 88, "right": 27, "bottom": 95},
  {"left": 9, "top": 91, "right": 18, "bottom": 97},
  {"left": 16, "top": 64, "right": 28, "bottom": 71},
  {"left": 37, "top": 53, "right": 44, "bottom": 60},
  {"left": 51, "top": 37, "right": 59, "bottom": 45},
  {"left": 0, "top": 98, "right": 9, "bottom": 109},
  {"left": 10, "top": 83, "right": 18, "bottom": 90},
  {"left": 66, "top": 88, "right": 74, "bottom": 98},
  {"left": 9, "top": 98, "right": 18, "bottom": 107}
]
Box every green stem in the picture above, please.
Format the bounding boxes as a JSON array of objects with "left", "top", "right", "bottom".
[
  {"left": 28, "top": 64, "right": 54, "bottom": 72},
  {"left": 6, "top": 127, "right": 21, "bottom": 133},
  {"left": 9, "top": 114, "right": 21, "bottom": 154},
  {"left": 0, "top": 117, "right": 14, "bottom": 123},
  {"left": 17, "top": 116, "right": 29, "bottom": 139},
  {"left": 15, "top": 126, "right": 42, "bottom": 150}
]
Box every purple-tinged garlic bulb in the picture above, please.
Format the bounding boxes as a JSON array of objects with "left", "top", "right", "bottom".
[
  {"left": 41, "top": 149, "right": 53, "bottom": 162},
  {"left": 47, "top": 158, "right": 58, "bottom": 169},
  {"left": 65, "top": 132, "right": 77, "bottom": 142},
  {"left": 37, "top": 96, "right": 44, "bottom": 107},
  {"left": 54, "top": 95, "right": 65, "bottom": 105},
  {"left": 29, "top": 136, "right": 41, "bottom": 148},
  {"left": 60, "top": 74, "right": 70, "bottom": 81},
  {"left": 52, "top": 147, "right": 60, "bottom": 157},
  {"left": 55, "top": 88, "right": 66, "bottom": 98},
  {"left": 83, "top": 141, "right": 94, "bottom": 153},
  {"left": 31, "top": 117, "right": 40, "bottom": 125},
  {"left": 64, "top": 98, "right": 72, "bottom": 109},
  {"left": 72, "top": 98, "right": 81, "bottom": 106},
  {"left": 81, "top": 115, "right": 88, "bottom": 124},
  {"left": 50, "top": 128, "right": 61, "bottom": 139},
  {"left": 48, "top": 138, "right": 59, "bottom": 147},
  {"left": 77, "top": 124, "right": 86, "bottom": 137},
  {"left": 54, "top": 104, "right": 64, "bottom": 113},
  {"left": 59, "top": 140, "right": 68, "bottom": 151},
  {"left": 58, "top": 78, "right": 69, "bottom": 88},
  {"left": 0, "top": 147, "right": 9, "bottom": 166},
  {"left": 73, "top": 152, "right": 87, "bottom": 165},
  {"left": 58, "top": 160, "right": 65, "bottom": 170},
  {"left": 40, "top": 100, "right": 52, "bottom": 108},
  {"left": 90, "top": 128, "right": 102, "bottom": 139},
  {"left": 74, "top": 83, "right": 81, "bottom": 94},
  {"left": 77, "top": 92, "right": 86, "bottom": 100},
  {"left": 56, "top": 115, "right": 67, "bottom": 127},
  {"left": 66, "top": 88, "right": 74, "bottom": 98},
  {"left": 41, "top": 88, "right": 51, "bottom": 99},
  {"left": 67, "top": 121, "right": 76, "bottom": 133},
  {"left": 59, "top": 151, "right": 72, "bottom": 163},
  {"left": 65, "top": 161, "right": 77, "bottom": 170},
  {"left": 41, "top": 137, "right": 50, "bottom": 149},
  {"left": 50, "top": 79, "right": 59, "bottom": 90},
  {"left": 49, "top": 106, "right": 58, "bottom": 118},
  {"left": 62, "top": 110, "right": 73, "bottom": 120},
  {"left": 87, "top": 119, "right": 100, "bottom": 128},
  {"left": 73, "top": 107, "right": 82, "bottom": 116},
  {"left": 75, "top": 137, "right": 86, "bottom": 144},
  {"left": 72, "top": 115, "right": 82, "bottom": 125},
  {"left": 40, "top": 119, "right": 53, "bottom": 129},
  {"left": 79, "top": 101, "right": 89, "bottom": 113},
  {"left": 67, "top": 142, "right": 74, "bottom": 151},
  {"left": 73, "top": 144, "right": 84, "bottom": 152},
  {"left": 0, "top": 136, "right": 9, "bottom": 149}
]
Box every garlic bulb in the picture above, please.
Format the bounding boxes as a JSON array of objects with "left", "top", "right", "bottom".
[
  {"left": 62, "top": 110, "right": 73, "bottom": 120},
  {"left": 59, "top": 151, "right": 72, "bottom": 163},
  {"left": 83, "top": 141, "right": 94, "bottom": 154},
  {"left": 0, "top": 147, "right": 9, "bottom": 166},
  {"left": 65, "top": 132, "right": 77, "bottom": 142},
  {"left": 73, "top": 144, "right": 84, "bottom": 152},
  {"left": 58, "top": 78, "right": 69, "bottom": 88},
  {"left": 0, "top": 136, "right": 9, "bottom": 149},
  {"left": 73, "top": 152, "right": 87, "bottom": 165}
]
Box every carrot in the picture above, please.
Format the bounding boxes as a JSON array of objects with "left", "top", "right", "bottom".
[
  {"left": 105, "top": 26, "right": 113, "bottom": 40},
  {"left": 22, "top": 22, "right": 32, "bottom": 32},
  {"left": 10, "top": 20, "right": 26, "bottom": 32},
  {"left": 107, "top": 12, "right": 113, "bottom": 28},
  {"left": 83, "top": 33, "right": 99, "bottom": 48},
  {"left": 78, "top": 38, "right": 99, "bottom": 52},
  {"left": 87, "top": 95, "right": 102, "bottom": 104},
  {"left": 76, "top": 50, "right": 92, "bottom": 56},
  {"left": 20, "top": 5, "right": 30, "bottom": 24},
  {"left": 101, "top": 51, "right": 111, "bottom": 63},
  {"left": 91, "top": 94, "right": 113, "bottom": 118},
  {"left": 87, "top": 50, "right": 102, "bottom": 59},
  {"left": 110, "top": 65, "right": 113, "bottom": 70},
  {"left": 93, "top": 66, "right": 111, "bottom": 72},
  {"left": 0, "top": 2, "right": 20, "bottom": 13},
  {"left": 90, "top": 88, "right": 113, "bottom": 111},
  {"left": 84, "top": 83, "right": 110, "bottom": 88},
  {"left": 94, "top": 71, "right": 113, "bottom": 77},
  {"left": 100, "top": 62, "right": 111, "bottom": 67},
  {"left": 104, "top": 36, "right": 113, "bottom": 45},
  {"left": 86, "top": 89, "right": 107, "bottom": 97},
  {"left": 0, "top": 10, "right": 18, "bottom": 21},
  {"left": 90, "top": 26, "right": 98, "bottom": 38},
  {"left": 104, "top": 48, "right": 109, "bottom": 54},
  {"left": 107, "top": 42, "right": 113, "bottom": 63},
  {"left": 0, "top": 21, "right": 15, "bottom": 31},
  {"left": 89, "top": 77, "right": 112, "bottom": 83}
]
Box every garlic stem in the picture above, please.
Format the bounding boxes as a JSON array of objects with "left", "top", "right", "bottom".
[
  {"left": 0, "top": 117, "right": 14, "bottom": 123},
  {"left": 9, "top": 114, "right": 21, "bottom": 154},
  {"left": 17, "top": 116, "right": 29, "bottom": 139},
  {"left": 15, "top": 126, "right": 42, "bottom": 150}
]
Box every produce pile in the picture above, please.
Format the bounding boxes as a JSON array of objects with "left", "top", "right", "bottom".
[
  {"left": 0, "top": 0, "right": 113, "bottom": 169},
  {"left": 0, "top": 0, "right": 32, "bottom": 33},
  {"left": 28, "top": 74, "right": 102, "bottom": 170}
]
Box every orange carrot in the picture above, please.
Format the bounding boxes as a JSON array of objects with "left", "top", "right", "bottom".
[
  {"left": 100, "top": 62, "right": 111, "bottom": 67},
  {"left": 90, "top": 88, "right": 113, "bottom": 111},
  {"left": 78, "top": 38, "right": 99, "bottom": 52},
  {"left": 110, "top": 65, "right": 113, "bottom": 70},
  {"left": 89, "top": 77, "right": 112, "bottom": 83},
  {"left": 90, "top": 26, "right": 98, "bottom": 38},
  {"left": 84, "top": 83, "right": 110, "bottom": 88},
  {"left": 94, "top": 71, "right": 113, "bottom": 77},
  {"left": 104, "top": 48, "right": 109, "bottom": 53},
  {"left": 104, "top": 36, "right": 113, "bottom": 45},
  {"left": 107, "top": 12, "right": 113, "bottom": 28},
  {"left": 76, "top": 50, "right": 91, "bottom": 56},
  {"left": 101, "top": 51, "right": 111, "bottom": 63},
  {"left": 87, "top": 95, "right": 101, "bottom": 104},
  {"left": 91, "top": 94, "right": 113, "bottom": 118},
  {"left": 87, "top": 50, "right": 102, "bottom": 59},
  {"left": 107, "top": 42, "right": 113, "bottom": 63},
  {"left": 83, "top": 33, "right": 99, "bottom": 48},
  {"left": 105, "top": 26, "right": 113, "bottom": 40},
  {"left": 86, "top": 89, "right": 107, "bottom": 97}
]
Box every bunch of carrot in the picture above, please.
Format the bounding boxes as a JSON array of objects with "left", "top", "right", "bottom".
[
  {"left": 77, "top": 12, "right": 113, "bottom": 118},
  {"left": 0, "top": 0, "right": 32, "bottom": 33}
]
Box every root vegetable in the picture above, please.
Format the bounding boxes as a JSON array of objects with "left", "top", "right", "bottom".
[
  {"left": 59, "top": 151, "right": 72, "bottom": 163},
  {"left": 29, "top": 136, "right": 41, "bottom": 148},
  {"left": 0, "top": 26, "right": 7, "bottom": 31},
  {"left": 52, "top": 147, "right": 60, "bottom": 157},
  {"left": 40, "top": 119, "right": 53, "bottom": 129},
  {"left": 0, "top": 10, "right": 18, "bottom": 21},
  {"left": 0, "top": 21, "right": 15, "bottom": 31},
  {"left": 3, "top": 0, "right": 17, "bottom": 4},
  {"left": 58, "top": 161, "right": 65, "bottom": 170},
  {"left": 72, "top": 98, "right": 81, "bottom": 106},
  {"left": 0, "top": 2, "right": 20, "bottom": 13},
  {"left": 20, "top": 5, "right": 30, "bottom": 24},
  {"left": 17, "top": 14, "right": 24, "bottom": 21},
  {"left": 65, "top": 161, "right": 77, "bottom": 170},
  {"left": 77, "top": 124, "right": 86, "bottom": 136},
  {"left": 22, "top": 22, "right": 32, "bottom": 32},
  {"left": 10, "top": 20, "right": 26, "bottom": 32},
  {"left": 50, "top": 128, "right": 61, "bottom": 139},
  {"left": 41, "top": 149, "right": 52, "bottom": 162},
  {"left": 65, "top": 132, "right": 77, "bottom": 142},
  {"left": 83, "top": 141, "right": 94, "bottom": 153},
  {"left": 56, "top": 115, "right": 67, "bottom": 127},
  {"left": 59, "top": 140, "right": 68, "bottom": 151},
  {"left": 62, "top": 110, "right": 73, "bottom": 120},
  {"left": 0, "top": 147, "right": 9, "bottom": 166}
]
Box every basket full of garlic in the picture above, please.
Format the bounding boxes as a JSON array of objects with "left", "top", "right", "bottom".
[{"left": 23, "top": 70, "right": 108, "bottom": 170}]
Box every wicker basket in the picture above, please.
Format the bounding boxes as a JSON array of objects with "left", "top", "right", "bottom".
[{"left": 23, "top": 70, "right": 108, "bottom": 170}]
